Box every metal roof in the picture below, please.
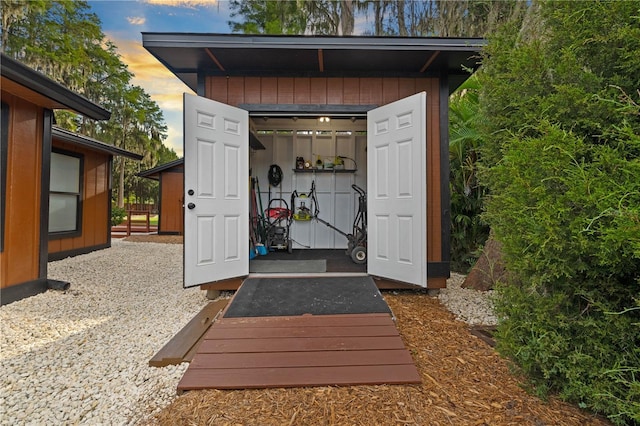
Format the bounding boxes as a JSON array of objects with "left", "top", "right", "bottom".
[
  {"left": 142, "top": 33, "right": 485, "bottom": 92},
  {"left": 52, "top": 127, "right": 142, "bottom": 160},
  {"left": 1, "top": 54, "right": 111, "bottom": 121}
]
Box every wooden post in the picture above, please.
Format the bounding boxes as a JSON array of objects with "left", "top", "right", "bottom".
[{"left": 126, "top": 210, "right": 132, "bottom": 236}]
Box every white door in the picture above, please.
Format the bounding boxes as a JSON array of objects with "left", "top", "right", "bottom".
[
  {"left": 183, "top": 93, "right": 249, "bottom": 288},
  {"left": 367, "top": 92, "right": 427, "bottom": 287}
]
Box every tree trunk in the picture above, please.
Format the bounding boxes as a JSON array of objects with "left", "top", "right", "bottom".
[{"left": 118, "top": 157, "right": 125, "bottom": 208}]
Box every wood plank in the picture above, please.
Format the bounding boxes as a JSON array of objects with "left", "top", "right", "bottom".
[
  {"left": 188, "top": 349, "right": 415, "bottom": 369},
  {"left": 178, "top": 364, "right": 421, "bottom": 390},
  {"left": 216, "top": 313, "right": 393, "bottom": 328},
  {"left": 204, "top": 325, "right": 399, "bottom": 340},
  {"left": 149, "top": 299, "right": 228, "bottom": 367},
  {"left": 197, "top": 335, "right": 406, "bottom": 353}
]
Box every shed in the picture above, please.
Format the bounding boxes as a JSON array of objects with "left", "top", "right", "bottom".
[
  {"left": 49, "top": 127, "right": 142, "bottom": 261},
  {"left": 142, "top": 34, "right": 484, "bottom": 291},
  {"left": 138, "top": 158, "right": 185, "bottom": 235},
  {"left": 0, "top": 54, "right": 137, "bottom": 304}
]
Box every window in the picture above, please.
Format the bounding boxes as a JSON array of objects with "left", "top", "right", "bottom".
[
  {"left": 49, "top": 149, "right": 83, "bottom": 237},
  {"left": 1, "top": 102, "right": 8, "bottom": 252}
]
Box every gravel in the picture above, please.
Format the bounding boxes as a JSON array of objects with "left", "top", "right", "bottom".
[{"left": 1, "top": 241, "right": 496, "bottom": 424}]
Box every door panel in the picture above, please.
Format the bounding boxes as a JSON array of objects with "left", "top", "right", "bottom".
[
  {"left": 183, "top": 94, "right": 249, "bottom": 288},
  {"left": 367, "top": 92, "right": 427, "bottom": 287}
]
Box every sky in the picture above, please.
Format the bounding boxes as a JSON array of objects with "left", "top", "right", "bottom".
[{"left": 89, "top": 0, "right": 235, "bottom": 157}]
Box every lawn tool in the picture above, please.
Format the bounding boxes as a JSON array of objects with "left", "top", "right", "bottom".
[{"left": 296, "top": 181, "right": 367, "bottom": 264}]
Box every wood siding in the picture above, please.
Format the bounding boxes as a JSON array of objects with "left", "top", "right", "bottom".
[
  {"left": 48, "top": 140, "right": 111, "bottom": 256},
  {"left": 206, "top": 76, "right": 443, "bottom": 272},
  {"left": 1, "top": 92, "right": 44, "bottom": 288},
  {"left": 159, "top": 171, "right": 184, "bottom": 234}
]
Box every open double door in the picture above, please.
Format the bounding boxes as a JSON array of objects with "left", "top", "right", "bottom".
[{"left": 183, "top": 92, "right": 427, "bottom": 289}]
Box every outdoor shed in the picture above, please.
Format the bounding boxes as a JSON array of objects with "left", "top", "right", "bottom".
[
  {"left": 138, "top": 158, "right": 185, "bottom": 235},
  {"left": 142, "top": 34, "right": 484, "bottom": 290},
  {"left": 1, "top": 54, "right": 124, "bottom": 304},
  {"left": 49, "top": 127, "right": 142, "bottom": 261}
]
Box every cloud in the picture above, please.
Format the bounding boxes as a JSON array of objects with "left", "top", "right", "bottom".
[
  {"left": 105, "top": 33, "right": 190, "bottom": 156},
  {"left": 107, "top": 35, "right": 192, "bottom": 110},
  {"left": 127, "top": 16, "right": 146, "bottom": 25},
  {"left": 144, "top": 0, "right": 218, "bottom": 8}
]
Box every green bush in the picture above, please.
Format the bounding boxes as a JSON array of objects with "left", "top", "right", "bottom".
[
  {"left": 111, "top": 205, "right": 126, "bottom": 226},
  {"left": 478, "top": 1, "right": 640, "bottom": 423},
  {"left": 486, "top": 122, "right": 640, "bottom": 424}
]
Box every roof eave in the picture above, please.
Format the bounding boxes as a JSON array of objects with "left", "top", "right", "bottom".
[
  {"left": 52, "top": 127, "right": 142, "bottom": 160},
  {"left": 1, "top": 54, "right": 111, "bottom": 121}
]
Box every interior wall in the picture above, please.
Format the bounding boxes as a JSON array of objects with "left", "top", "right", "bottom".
[{"left": 250, "top": 119, "right": 366, "bottom": 249}]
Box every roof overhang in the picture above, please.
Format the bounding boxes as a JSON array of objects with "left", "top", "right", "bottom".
[
  {"left": 53, "top": 127, "right": 142, "bottom": 160},
  {"left": 138, "top": 158, "right": 184, "bottom": 180},
  {"left": 1, "top": 54, "right": 111, "bottom": 121},
  {"left": 142, "top": 34, "right": 485, "bottom": 93}
]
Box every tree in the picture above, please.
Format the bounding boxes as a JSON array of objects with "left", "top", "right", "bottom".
[
  {"left": 1, "top": 0, "right": 172, "bottom": 208},
  {"left": 228, "top": 0, "right": 307, "bottom": 34},
  {"left": 478, "top": 1, "right": 640, "bottom": 423},
  {"left": 448, "top": 75, "right": 489, "bottom": 272}
]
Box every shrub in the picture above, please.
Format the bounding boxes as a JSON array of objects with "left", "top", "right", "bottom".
[
  {"left": 111, "top": 205, "right": 126, "bottom": 226},
  {"left": 486, "top": 122, "right": 640, "bottom": 424}
]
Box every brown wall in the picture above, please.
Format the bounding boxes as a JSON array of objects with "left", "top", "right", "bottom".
[
  {"left": 206, "top": 76, "right": 444, "bottom": 283},
  {"left": 1, "top": 92, "right": 44, "bottom": 289},
  {"left": 48, "top": 140, "right": 111, "bottom": 257},
  {"left": 159, "top": 171, "right": 184, "bottom": 234}
]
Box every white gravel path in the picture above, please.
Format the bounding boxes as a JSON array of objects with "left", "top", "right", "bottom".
[{"left": 1, "top": 241, "right": 495, "bottom": 424}]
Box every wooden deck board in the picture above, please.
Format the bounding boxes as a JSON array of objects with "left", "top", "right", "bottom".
[
  {"left": 149, "top": 299, "right": 228, "bottom": 367},
  {"left": 178, "top": 364, "right": 421, "bottom": 390},
  {"left": 178, "top": 312, "right": 421, "bottom": 391},
  {"left": 189, "top": 349, "right": 415, "bottom": 369},
  {"left": 205, "top": 324, "right": 400, "bottom": 339}
]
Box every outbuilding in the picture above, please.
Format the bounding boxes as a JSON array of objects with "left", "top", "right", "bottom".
[
  {"left": 138, "top": 158, "right": 185, "bottom": 235},
  {"left": 142, "top": 34, "right": 484, "bottom": 291},
  {"left": 1, "top": 54, "right": 140, "bottom": 304}
]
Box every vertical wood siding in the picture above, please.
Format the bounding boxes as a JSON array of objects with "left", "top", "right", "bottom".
[
  {"left": 160, "top": 171, "right": 184, "bottom": 234},
  {"left": 1, "top": 93, "right": 43, "bottom": 288},
  {"left": 47, "top": 140, "right": 111, "bottom": 256},
  {"left": 206, "top": 76, "right": 443, "bottom": 267}
]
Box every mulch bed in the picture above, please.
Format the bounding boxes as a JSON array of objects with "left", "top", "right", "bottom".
[{"left": 143, "top": 293, "right": 610, "bottom": 425}]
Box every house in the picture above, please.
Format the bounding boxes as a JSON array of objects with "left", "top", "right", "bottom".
[
  {"left": 1, "top": 54, "right": 140, "bottom": 305},
  {"left": 142, "top": 34, "right": 484, "bottom": 291},
  {"left": 138, "top": 158, "right": 185, "bottom": 235}
]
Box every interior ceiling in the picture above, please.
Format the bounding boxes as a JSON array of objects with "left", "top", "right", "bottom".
[
  {"left": 250, "top": 116, "right": 367, "bottom": 132},
  {"left": 142, "top": 34, "right": 485, "bottom": 93}
]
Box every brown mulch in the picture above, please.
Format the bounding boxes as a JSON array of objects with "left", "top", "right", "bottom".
[{"left": 144, "top": 293, "right": 610, "bottom": 425}]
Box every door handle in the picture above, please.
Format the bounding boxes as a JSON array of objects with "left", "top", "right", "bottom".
[{"left": 187, "top": 202, "right": 196, "bottom": 210}]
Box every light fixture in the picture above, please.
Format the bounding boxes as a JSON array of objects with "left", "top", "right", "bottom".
[{"left": 318, "top": 116, "right": 330, "bottom": 123}]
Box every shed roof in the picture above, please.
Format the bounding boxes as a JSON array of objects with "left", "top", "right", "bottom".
[
  {"left": 1, "top": 54, "right": 111, "bottom": 121},
  {"left": 142, "top": 34, "right": 485, "bottom": 93},
  {"left": 53, "top": 127, "right": 143, "bottom": 160},
  {"left": 138, "top": 158, "right": 184, "bottom": 180}
]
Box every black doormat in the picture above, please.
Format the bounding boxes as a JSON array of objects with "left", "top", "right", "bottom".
[{"left": 224, "top": 276, "right": 391, "bottom": 318}]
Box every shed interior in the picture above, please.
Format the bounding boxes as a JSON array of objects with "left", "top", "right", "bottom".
[{"left": 249, "top": 116, "right": 367, "bottom": 251}]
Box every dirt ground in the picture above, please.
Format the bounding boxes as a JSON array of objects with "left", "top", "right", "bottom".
[{"left": 132, "top": 235, "right": 609, "bottom": 425}]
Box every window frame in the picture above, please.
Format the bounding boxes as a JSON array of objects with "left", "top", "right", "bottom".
[{"left": 48, "top": 147, "right": 83, "bottom": 239}]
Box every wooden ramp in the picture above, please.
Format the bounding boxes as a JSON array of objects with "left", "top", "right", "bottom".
[{"left": 177, "top": 313, "right": 421, "bottom": 391}]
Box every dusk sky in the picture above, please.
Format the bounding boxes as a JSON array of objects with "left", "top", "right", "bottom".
[{"left": 89, "top": 0, "right": 235, "bottom": 156}]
